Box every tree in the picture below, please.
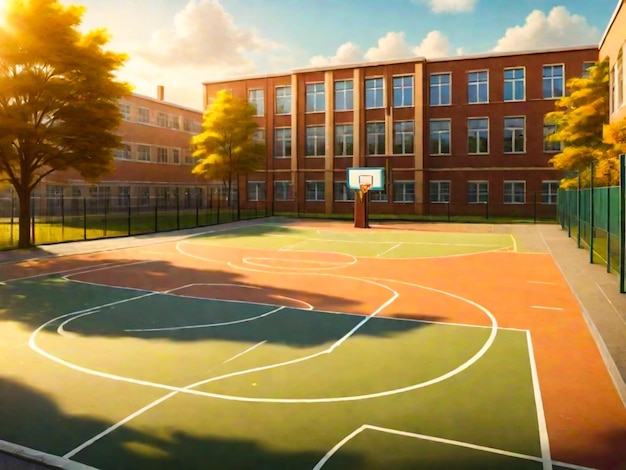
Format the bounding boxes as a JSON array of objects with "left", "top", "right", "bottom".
[
  {"left": 546, "top": 58, "right": 621, "bottom": 188},
  {"left": 191, "top": 90, "right": 266, "bottom": 217},
  {"left": 0, "top": 0, "right": 130, "bottom": 248}
]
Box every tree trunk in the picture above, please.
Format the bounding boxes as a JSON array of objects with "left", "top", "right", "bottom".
[
  {"left": 227, "top": 178, "right": 232, "bottom": 208},
  {"left": 236, "top": 174, "right": 241, "bottom": 220},
  {"left": 17, "top": 187, "right": 32, "bottom": 249}
]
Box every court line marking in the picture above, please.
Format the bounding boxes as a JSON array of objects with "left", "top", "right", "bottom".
[
  {"left": 526, "top": 330, "right": 552, "bottom": 470},
  {"left": 241, "top": 257, "right": 352, "bottom": 271},
  {"left": 312, "top": 424, "right": 596, "bottom": 470},
  {"left": 510, "top": 234, "right": 518, "bottom": 253},
  {"left": 63, "top": 340, "right": 267, "bottom": 459},
  {"left": 0, "top": 261, "right": 128, "bottom": 284},
  {"left": 376, "top": 243, "right": 401, "bottom": 257},
  {"left": 528, "top": 280, "right": 557, "bottom": 285},
  {"left": 531, "top": 306, "right": 564, "bottom": 311}
]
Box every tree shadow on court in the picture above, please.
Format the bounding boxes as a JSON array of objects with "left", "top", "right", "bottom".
[
  {"left": 0, "top": 257, "right": 445, "bottom": 348},
  {"left": 0, "top": 376, "right": 364, "bottom": 470}
]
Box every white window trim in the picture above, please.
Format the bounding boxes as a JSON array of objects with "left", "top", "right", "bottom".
[
  {"left": 467, "top": 116, "right": 490, "bottom": 155},
  {"left": 503, "top": 116, "right": 526, "bottom": 154},
  {"left": 429, "top": 72, "right": 452, "bottom": 107},
  {"left": 503, "top": 180, "right": 526, "bottom": 204},
  {"left": 429, "top": 118, "right": 451, "bottom": 156},
  {"left": 364, "top": 76, "right": 385, "bottom": 109},
  {"left": 503, "top": 66, "right": 526, "bottom": 102},
  {"left": 467, "top": 69, "right": 489, "bottom": 104},
  {"left": 542, "top": 63, "right": 566, "bottom": 100}
]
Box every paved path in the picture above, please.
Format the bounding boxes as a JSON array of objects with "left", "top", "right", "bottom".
[{"left": 1, "top": 220, "right": 625, "bottom": 469}]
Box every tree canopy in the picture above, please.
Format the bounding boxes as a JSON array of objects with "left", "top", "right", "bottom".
[
  {"left": 0, "top": 0, "right": 130, "bottom": 248},
  {"left": 546, "top": 58, "right": 623, "bottom": 187},
  {"left": 191, "top": 90, "right": 266, "bottom": 210}
]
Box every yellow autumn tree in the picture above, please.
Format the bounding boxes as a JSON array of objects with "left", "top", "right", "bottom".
[
  {"left": 191, "top": 90, "right": 266, "bottom": 216},
  {"left": 546, "top": 58, "right": 618, "bottom": 188}
]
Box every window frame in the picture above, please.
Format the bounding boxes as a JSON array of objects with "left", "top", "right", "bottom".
[
  {"left": 543, "top": 64, "right": 565, "bottom": 99},
  {"left": 393, "top": 120, "right": 414, "bottom": 155},
  {"left": 503, "top": 180, "right": 526, "bottom": 204},
  {"left": 429, "top": 180, "right": 450, "bottom": 203},
  {"left": 468, "top": 117, "right": 489, "bottom": 155},
  {"left": 334, "top": 80, "right": 354, "bottom": 111},
  {"left": 334, "top": 124, "right": 354, "bottom": 157},
  {"left": 305, "top": 126, "right": 326, "bottom": 157},
  {"left": 503, "top": 116, "right": 526, "bottom": 154},
  {"left": 247, "top": 181, "right": 266, "bottom": 202},
  {"left": 392, "top": 75, "right": 414, "bottom": 107},
  {"left": 429, "top": 119, "right": 451, "bottom": 156},
  {"left": 393, "top": 181, "right": 415, "bottom": 203},
  {"left": 543, "top": 121, "right": 561, "bottom": 152},
  {"left": 274, "top": 128, "right": 292, "bottom": 158},
  {"left": 333, "top": 181, "right": 355, "bottom": 202},
  {"left": 248, "top": 89, "right": 265, "bottom": 116},
  {"left": 467, "top": 181, "right": 489, "bottom": 204},
  {"left": 275, "top": 85, "right": 292, "bottom": 114},
  {"left": 468, "top": 70, "right": 489, "bottom": 104},
  {"left": 503, "top": 67, "right": 525, "bottom": 102},
  {"left": 306, "top": 82, "right": 325, "bottom": 113},
  {"left": 365, "top": 77, "right": 384, "bottom": 109},
  {"left": 273, "top": 180, "right": 293, "bottom": 201},
  {"left": 542, "top": 181, "right": 559, "bottom": 205},
  {"left": 305, "top": 180, "right": 325, "bottom": 202},
  {"left": 366, "top": 121, "right": 386, "bottom": 156},
  {"left": 430, "top": 73, "right": 451, "bottom": 106}
]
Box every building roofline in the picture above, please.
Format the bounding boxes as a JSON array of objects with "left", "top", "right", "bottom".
[
  {"left": 599, "top": 0, "right": 624, "bottom": 51},
  {"left": 202, "top": 44, "right": 598, "bottom": 85},
  {"left": 126, "top": 91, "right": 202, "bottom": 113}
]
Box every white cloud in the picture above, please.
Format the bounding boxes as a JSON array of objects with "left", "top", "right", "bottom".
[
  {"left": 364, "top": 32, "right": 415, "bottom": 61},
  {"left": 493, "top": 6, "right": 600, "bottom": 52},
  {"left": 310, "top": 42, "right": 363, "bottom": 67},
  {"left": 414, "top": 0, "right": 478, "bottom": 14},
  {"left": 412, "top": 31, "right": 453, "bottom": 58}
]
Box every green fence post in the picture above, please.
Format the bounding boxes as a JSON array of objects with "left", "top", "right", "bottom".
[
  {"left": 619, "top": 153, "right": 626, "bottom": 294},
  {"left": 590, "top": 162, "right": 594, "bottom": 264}
]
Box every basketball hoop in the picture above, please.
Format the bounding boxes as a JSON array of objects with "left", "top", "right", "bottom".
[{"left": 358, "top": 175, "right": 373, "bottom": 202}]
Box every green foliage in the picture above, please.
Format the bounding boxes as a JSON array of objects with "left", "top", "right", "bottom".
[
  {"left": 191, "top": 90, "right": 266, "bottom": 196},
  {"left": 0, "top": 0, "right": 130, "bottom": 247},
  {"left": 546, "top": 58, "right": 620, "bottom": 187}
]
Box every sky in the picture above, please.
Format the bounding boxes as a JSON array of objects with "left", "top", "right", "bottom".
[{"left": 7, "top": 0, "right": 622, "bottom": 109}]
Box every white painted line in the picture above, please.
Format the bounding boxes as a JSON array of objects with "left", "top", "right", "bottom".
[
  {"left": 64, "top": 340, "right": 267, "bottom": 459},
  {"left": 510, "top": 234, "right": 518, "bottom": 253},
  {"left": 531, "top": 306, "right": 564, "bottom": 311},
  {"left": 526, "top": 331, "right": 552, "bottom": 470},
  {"left": 376, "top": 243, "right": 401, "bottom": 257},
  {"left": 528, "top": 280, "right": 557, "bottom": 286},
  {"left": 57, "top": 310, "right": 99, "bottom": 337},
  {"left": 314, "top": 424, "right": 596, "bottom": 470},
  {"left": 595, "top": 282, "right": 626, "bottom": 328}
]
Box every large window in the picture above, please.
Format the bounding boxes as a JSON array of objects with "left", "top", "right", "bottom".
[
  {"left": 430, "top": 120, "right": 450, "bottom": 155},
  {"left": 430, "top": 73, "right": 451, "bottom": 106},
  {"left": 366, "top": 122, "right": 386, "bottom": 155},
  {"left": 393, "top": 181, "right": 415, "bottom": 203},
  {"left": 467, "top": 181, "right": 488, "bottom": 204},
  {"left": 273, "top": 181, "right": 293, "bottom": 201},
  {"left": 274, "top": 128, "right": 291, "bottom": 158},
  {"left": 468, "top": 118, "right": 489, "bottom": 154},
  {"left": 305, "top": 181, "right": 325, "bottom": 201},
  {"left": 542, "top": 181, "right": 559, "bottom": 205},
  {"left": 429, "top": 181, "right": 450, "bottom": 203},
  {"left": 335, "top": 124, "right": 353, "bottom": 157},
  {"left": 393, "top": 121, "right": 414, "bottom": 154},
  {"left": 171, "top": 148, "right": 180, "bottom": 164},
  {"left": 617, "top": 48, "right": 624, "bottom": 108},
  {"left": 157, "top": 147, "right": 168, "bottom": 163},
  {"left": 504, "top": 68, "right": 525, "bottom": 101},
  {"left": 393, "top": 76, "right": 413, "bottom": 107},
  {"left": 306, "top": 126, "right": 325, "bottom": 156},
  {"left": 137, "top": 145, "right": 151, "bottom": 162},
  {"left": 334, "top": 181, "right": 355, "bottom": 201},
  {"left": 504, "top": 117, "right": 525, "bottom": 153},
  {"left": 275, "top": 86, "right": 292, "bottom": 114},
  {"left": 119, "top": 103, "right": 131, "bottom": 120},
  {"left": 249, "top": 89, "right": 264, "bottom": 116},
  {"left": 306, "top": 83, "right": 325, "bottom": 112},
  {"left": 504, "top": 181, "right": 525, "bottom": 204},
  {"left": 543, "top": 65, "right": 564, "bottom": 99},
  {"left": 115, "top": 143, "right": 132, "bottom": 160},
  {"left": 156, "top": 112, "right": 168, "bottom": 128},
  {"left": 543, "top": 121, "right": 561, "bottom": 152},
  {"left": 582, "top": 61, "right": 595, "bottom": 78},
  {"left": 468, "top": 71, "right": 488, "bottom": 103},
  {"left": 138, "top": 107, "right": 150, "bottom": 124},
  {"left": 253, "top": 129, "right": 265, "bottom": 143},
  {"left": 247, "top": 181, "right": 266, "bottom": 201},
  {"left": 370, "top": 187, "right": 388, "bottom": 202},
  {"left": 334, "top": 80, "right": 353, "bottom": 111},
  {"left": 365, "top": 78, "right": 384, "bottom": 108}
]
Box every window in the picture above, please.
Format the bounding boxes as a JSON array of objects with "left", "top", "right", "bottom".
[
  {"left": 504, "top": 117, "right": 525, "bottom": 153},
  {"left": 170, "top": 115, "right": 180, "bottom": 130},
  {"left": 334, "top": 181, "right": 355, "bottom": 201},
  {"left": 366, "top": 122, "right": 385, "bottom": 155},
  {"left": 115, "top": 143, "right": 132, "bottom": 160},
  {"left": 467, "top": 181, "right": 488, "bottom": 203},
  {"left": 248, "top": 181, "right": 266, "bottom": 201},
  {"left": 393, "top": 181, "right": 415, "bottom": 203},
  {"left": 468, "top": 118, "right": 489, "bottom": 154},
  {"left": 582, "top": 61, "right": 595, "bottom": 78},
  {"left": 542, "top": 181, "right": 559, "bottom": 205},
  {"left": 119, "top": 103, "right": 131, "bottom": 120},
  {"left": 305, "top": 181, "right": 325, "bottom": 201},
  {"left": 504, "top": 68, "right": 525, "bottom": 101},
  {"left": 468, "top": 71, "right": 488, "bottom": 103},
  {"left": 274, "top": 128, "right": 291, "bottom": 158},
  {"left": 365, "top": 78, "right": 384, "bottom": 108},
  {"left": 183, "top": 149, "right": 193, "bottom": 165},
  {"left": 543, "top": 121, "right": 561, "bottom": 152},
  {"left": 156, "top": 112, "right": 168, "bottom": 127},
  {"left": 183, "top": 117, "right": 193, "bottom": 132},
  {"left": 306, "top": 83, "right": 325, "bottom": 112},
  {"left": 137, "top": 107, "right": 150, "bottom": 124},
  {"left": 334, "top": 80, "right": 353, "bottom": 111},
  {"left": 306, "top": 126, "right": 325, "bottom": 156},
  {"left": 429, "top": 120, "right": 451, "bottom": 155},
  {"left": 273, "top": 181, "right": 293, "bottom": 201},
  {"left": 393, "top": 121, "right": 414, "bottom": 154},
  {"left": 118, "top": 186, "right": 130, "bottom": 206},
  {"left": 172, "top": 148, "right": 180, "bottom": 164},
  {"left": 249, "top": 89, "right": 264, "bottom": 116},
  {"left": 335, "top": 124, "right": 353, "bottom": 156},
  {"left": 393, "top": 76, "right": 413, "bottom": 107},
  {"left": 543, "top": 65, "right": 564, "bottom": 99},
  {"left": 137, "top": 145, "right": 151, "bottom": 162},
  {"left": 253, "top": 129, "right": 265, "bottom": 143},
  {"left": 617, "top": 48, "right": 624, "bottom": 108},
  {"left": 370, "top": 187, "right": 388, "bottom": 202},
  {"left": 276, "top": 86, "right": 292, "bottom": 114},
  {"left": 429, "top": 181, "right": 450, "bottom": 203},
  {"left": 504, "top": 181, "right": 525, "bottom": 204},
  {"left": 430, "top": 73, "right": 451, "bottom": 106},
  {"left": 157, "top": 147, "right": 168, "bottom": 163}
]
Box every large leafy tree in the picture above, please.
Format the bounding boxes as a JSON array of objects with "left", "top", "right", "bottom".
[
  {"left": 0, "top": 0, "right": 130, "bottom": 248},
  {"left": 546, "top": 59, "right": 621, "bottom": 187},
  {"left": 192, "top": 90, "right": 266, "bottom": 216}
]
